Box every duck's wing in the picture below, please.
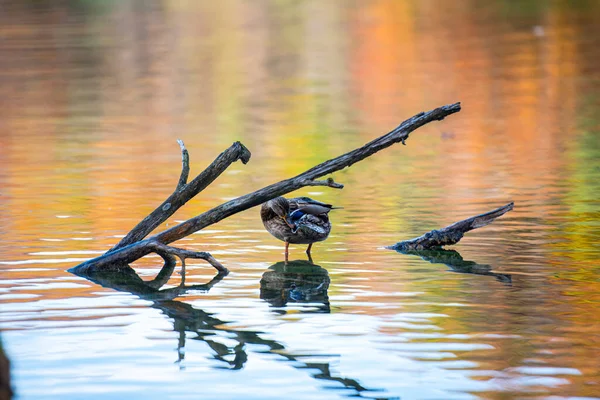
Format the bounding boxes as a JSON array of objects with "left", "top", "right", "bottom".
[
  {"left": 289, "top": 197, "right": 341, "bottom": 215},
  {"left": 291, "top": 213, "right": 329, "bottom": 234}
]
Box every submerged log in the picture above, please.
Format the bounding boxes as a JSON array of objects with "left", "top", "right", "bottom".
[
  {"left": 70, "top": 102, "right": 461, "bottom": 276},
  {"left": 388, "top": 202, "right": 514, "bottom": 251}
]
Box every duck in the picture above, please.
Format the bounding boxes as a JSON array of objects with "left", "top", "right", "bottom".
[{"left": 260, "top": 196, "right": 340, "bottom": 262}]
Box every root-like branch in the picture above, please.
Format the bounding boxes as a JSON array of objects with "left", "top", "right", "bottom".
[
  {"left": 388, "top": 202, "right": 514, "bottom": 251},
  {"left": 153, "top": 103, "right": 461, "bottom": 245},
  {"left": 70, "top": 240, "right": 228, "bottom": 276},
  {"left": 148, "top": 242, "right": 228, "bottom": 274}
]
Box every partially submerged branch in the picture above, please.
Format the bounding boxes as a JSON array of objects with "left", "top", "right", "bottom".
[
  {"left": 71, "top": 102, "right": 461, "bottom": 276},
  {"left": 388, "top": 202, "right": 514, "bottom": 251}
]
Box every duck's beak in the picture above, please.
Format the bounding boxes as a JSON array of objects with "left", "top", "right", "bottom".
[{"left": 281, "top": 216, "right": 295, "bottom": 229}]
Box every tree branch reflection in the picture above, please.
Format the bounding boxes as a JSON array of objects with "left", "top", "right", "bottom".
[
  {"left": 397, "top": 249, "right": 512, "bottom": 284},
  {"left": 70, "top": 261, "right": 392, "bottom": 399}
]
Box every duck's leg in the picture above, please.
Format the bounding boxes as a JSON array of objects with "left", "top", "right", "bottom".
[
  {"left": 285, "top": 241, "right": 289, "bottom": 263},
  {"left": 180, "top": 257, "right": 186, "bottom": 287},
  {"left": 306, "top": 243, "right": 313, "bottom": 263}
]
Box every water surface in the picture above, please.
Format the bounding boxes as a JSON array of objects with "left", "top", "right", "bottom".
[{"left": 1, "top": 1, "right": 600, "bottom": 399}]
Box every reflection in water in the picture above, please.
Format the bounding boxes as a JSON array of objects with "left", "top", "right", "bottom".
[
  {"left": 71, "top": 262, "right": 387, "bottom": 398},
  {"left": 397, "top": 249, "right": 512, "bottom": 284},
  {"left": 260, "top": 260, "right": 330, "bottom": 313},
  {"left": 2, "top": 1, "right": 600, "bottom": 398}
]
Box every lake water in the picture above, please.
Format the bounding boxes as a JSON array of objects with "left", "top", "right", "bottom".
[{"left": 1, "top": 1, "right": 600, "bottom": 399}]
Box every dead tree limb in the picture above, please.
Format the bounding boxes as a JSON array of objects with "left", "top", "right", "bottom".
[
  {"left": 70, "top": 102, "right": 461, "bottom": 276},
  {"left": 108, "top": 141, "right": 251, "bottom": 252},
  {"left": 388, "top": 202, "right": 514, "bottom": 251}
]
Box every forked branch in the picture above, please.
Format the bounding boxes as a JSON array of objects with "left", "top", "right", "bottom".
[
  {"left": 108, "top": 141, "right": 251, "bottom": 252},
  {"left": 176, "top": 139, "right": 190, "bottom": 190},
  {"left": 70, "top": 102, "right": 461, "bottom": 276}
]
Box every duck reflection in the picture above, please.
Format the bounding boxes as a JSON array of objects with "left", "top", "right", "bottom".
[
  {"left": 70, "top": 260, "right": 389, "bottom": 398},
  {"left": 260, "top": 260, "right": 330, "bottom": 313},
  {"left": 398, "top": 249, "right": 512, "bottom": 284}
]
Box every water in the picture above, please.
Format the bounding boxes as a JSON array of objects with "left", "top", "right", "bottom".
[{"left": 1, "top": 1, "right": 600, "bottom": 399}]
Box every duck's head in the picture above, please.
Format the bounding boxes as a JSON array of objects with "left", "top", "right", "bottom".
[{"left": 266, "top": 196, "right": 290, "bottom": 219}]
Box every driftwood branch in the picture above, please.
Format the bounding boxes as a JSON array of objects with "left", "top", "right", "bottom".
[
  {"left": 388, "top": 202, "right": 514, "bottom": 251},
  {"left": 70, "top": 102, "right": 461, "bottom": 276}
]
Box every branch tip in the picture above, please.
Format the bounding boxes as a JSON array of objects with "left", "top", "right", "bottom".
[
  {"left": 234, "top": 141, "right": 252, "bottom": 164},
  {"left": 177, "top": 140, "right": 190, "bottom": 190}
]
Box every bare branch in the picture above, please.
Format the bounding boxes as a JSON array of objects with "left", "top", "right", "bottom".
[
  {"left": 108, "top": 141, "right": 251, "bottom": 252},
  {"left": 388, "top": 202, "right": 514, "bottom": 251},
  {"left": 150, "top": 242, "right": 228, "bottom": 274},
  {"left": 72, "top": 103, "right": 461, "bottom": 275},
  {"left": 154, "top": 102, "right": 461, "bottom": 245},
  {"left": 300, "top": 177, "right": 344, "bottom": 189},
  {"left": 71, "top": 239, "right": 228, "bottom": 276},
  {"left": 176, "top": 139, "right": 190, "bottom": 190}
]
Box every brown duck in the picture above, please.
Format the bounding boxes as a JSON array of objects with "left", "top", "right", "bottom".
[{"left": 260, "top": 196, "right": 340, "bottom": 262}]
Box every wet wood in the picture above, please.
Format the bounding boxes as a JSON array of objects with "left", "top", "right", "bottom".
[
  {"left": 70, "top": 102, "right": 461, "bottom": 276},
  {"left": 388, "top": 202, "right": 514, "bottom": 251}
]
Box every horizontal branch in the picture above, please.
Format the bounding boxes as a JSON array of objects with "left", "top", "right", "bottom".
[
  {"left": 300, "top": 177, "right": 344, "bottom": 189},
  {"left": 176, "top": 139, "right": 190, "bottom": 190},
  {"left": 71, "top": 240, "right": 227, "bottom": 276},
  {"left": 388, "top": 202, "right": 514, "bottom": 251},
  {"left": 151, "top": 242, "right": 227, "bottom": 274}
]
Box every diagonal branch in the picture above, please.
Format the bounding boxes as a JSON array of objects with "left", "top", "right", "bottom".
[
  {"left": 153, "top": 102, "right": 461, "bottom": 245},
  {"left": 71, "top": 102, "right": 461, "bottom": 275},
  {"left": 176, "top": 139, "right": 190, "bottom": 190},
  {"left": 388, "top": 202, "right": 514, "bottom": 251}
]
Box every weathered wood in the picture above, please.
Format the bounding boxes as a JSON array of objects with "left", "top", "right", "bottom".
[
  {"left": 388, "top": 202, "right": 514, "bottom": 251},
  {"left": 108, "top": 141, "right": 251, "bottom": 253},
  {"left": 399, "top": 249, "right": 512, "bottom": 284},
  {"left": 153, "top": 102, "right": 461, "bottom": 244},
  {"left": 70, "top": 102, "right": 461, "bottom": 275}
]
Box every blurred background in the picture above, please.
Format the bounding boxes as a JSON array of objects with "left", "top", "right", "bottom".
[{"left": 1, "top": 1, "right": 599, "bottom": 399}]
